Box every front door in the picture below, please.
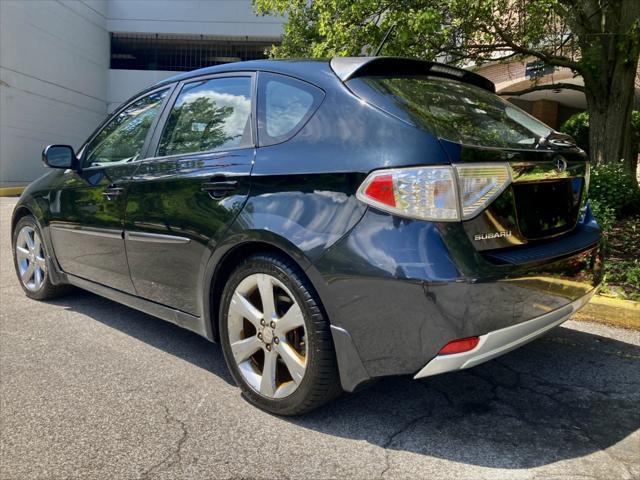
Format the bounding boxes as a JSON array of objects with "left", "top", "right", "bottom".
[
  {"left": 124, "top": 74, "right": 255, "bottom": 315},
  {"left": 49, "top": 88, "right": 171, "bottom": 293}
]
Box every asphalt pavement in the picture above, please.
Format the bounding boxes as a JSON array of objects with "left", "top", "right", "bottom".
[{"left": 1, "top": 196, "right": 638, "bottom": 480}]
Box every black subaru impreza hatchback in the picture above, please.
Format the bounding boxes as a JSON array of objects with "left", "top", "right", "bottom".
[{"left": 12, "top": 57, "right": 602, "bottom": 415}]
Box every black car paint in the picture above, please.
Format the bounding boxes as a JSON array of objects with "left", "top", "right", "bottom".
[
  {"left": 48, "top": 164, "right": 139, "bottom": 293},
  {"left": 12, "top": 58, "right": 602, "bottom": 393},
  {"left": 313, "top": 209, "right": 601, "bottom": 378}
]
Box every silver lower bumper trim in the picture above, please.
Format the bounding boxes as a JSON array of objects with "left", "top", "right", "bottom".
[{"left": 414, "top": 289, "right": 597, "bottom": 379}]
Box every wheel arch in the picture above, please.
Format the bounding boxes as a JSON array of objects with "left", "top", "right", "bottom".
[
  {"left": 202, "top": 233, "right": 371, "bottom": 393},
  {"left": 11, "top": 205, "right": 35, "bottom": 237},
  {"left": 203, "top": 234, "right": 318, "bottom": 343}
]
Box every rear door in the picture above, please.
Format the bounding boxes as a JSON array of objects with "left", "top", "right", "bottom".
[
  {"left": 49, "top": 87, "right": 171, "bottom": 292},
  {"left": 124, "top": 73, "right": 256, "bottom": 315}
]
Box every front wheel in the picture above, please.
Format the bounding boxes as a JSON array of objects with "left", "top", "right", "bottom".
[
  {"left": 219, "top": 253, "right": 341, "bottom": 415},
  {"left": 12, "top": 215, "right": 70, "bottom": 300}
]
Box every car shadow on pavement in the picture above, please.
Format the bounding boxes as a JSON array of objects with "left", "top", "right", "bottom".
[
  {"left": 50, "top": 289, "right": 639, "bottom": 470},
  {"left": 293, "top": 326, "right": 640, "bottom": 469},
  {"left": 48, "top": 288, "right": 235, "bottom": 386}
]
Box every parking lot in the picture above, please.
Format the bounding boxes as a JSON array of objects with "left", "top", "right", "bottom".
[{"left": 0, "top": 196, "right": 638, "bottom": 480}]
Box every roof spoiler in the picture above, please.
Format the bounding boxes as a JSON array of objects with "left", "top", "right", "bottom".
[{"left": 330, "top": 56, "right": 495, "bottom": 93}]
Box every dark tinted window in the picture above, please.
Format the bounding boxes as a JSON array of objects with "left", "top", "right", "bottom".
[
  {"left": 349, "top": 76, "right": 551, "bottom": 149},
  {"left": 258, "top": 73, "right": 323, "bottom": 146},
  {"left": 158, "top": 76, "right": 252, "bottom": 157},
  {"left": 84, "top": 89, "right": 168, "bottom": 167}
]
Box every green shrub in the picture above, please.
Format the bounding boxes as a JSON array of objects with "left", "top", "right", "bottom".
[
  {"left": 588, "top": 162, "right": 640, "bottom": 223},
  {"left": 627, "top": 264, "right": 640, "bottom": 288},
  {"left": 589, "top": 199, "right": 616, "bottom": 233},
  {"left": 560, "top": 111, "right": 590, "bottom": 152}
]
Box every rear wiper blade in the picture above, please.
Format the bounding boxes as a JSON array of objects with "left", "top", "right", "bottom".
[{"left": 536, "top": 131, "right": 577, "bottom": 149}]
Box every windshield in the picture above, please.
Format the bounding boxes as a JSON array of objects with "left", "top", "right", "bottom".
[{"left": 349, "top": 75, "right": 552, "bottom": 149}]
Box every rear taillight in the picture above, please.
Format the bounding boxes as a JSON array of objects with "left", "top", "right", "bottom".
[
  {"left": 357, "top": 163, "right": 511, "bottom": 221},
  {"left": 455, "top": 163, "right": 511, "bottom": 220},
  {"left": 580, "top": 162, "right": 591, "bottom": 221},
  {"left": 583, "top": 162, "right": 591, "bottom": 197},
  {"left": 357, "top": 166, "right": 459, "bottom": 221}
]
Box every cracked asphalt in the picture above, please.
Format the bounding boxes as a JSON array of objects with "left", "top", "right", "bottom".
[{"left": 1, "top": 196, "right": 639, "bottom": 480}]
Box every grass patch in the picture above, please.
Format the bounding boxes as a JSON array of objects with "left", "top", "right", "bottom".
[{"left": 599, "top": 214, "right": 640, "bottom": 301}]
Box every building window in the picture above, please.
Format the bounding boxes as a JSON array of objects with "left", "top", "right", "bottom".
[
  {"left": 110, "top": 33, "right": 279, "bottom": 71},
  {"left": 525, "top": 61, "right": 556, "bottom": 79}
]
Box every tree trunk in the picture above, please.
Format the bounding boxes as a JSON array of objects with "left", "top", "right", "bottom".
[
  {"left": 578, "top": 0, "right": 640, "bottom": 174},
  {"left": 584, "top": 62, "right": 637, "bottom": 172}
]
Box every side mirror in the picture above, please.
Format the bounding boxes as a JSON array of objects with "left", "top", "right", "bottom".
[{"left": 42, "top": 145, "right": 77, "bottom": 170}]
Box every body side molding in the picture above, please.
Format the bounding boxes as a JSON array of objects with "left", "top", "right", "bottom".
[
  {"left": 124, "top": 231, "right": 191, "bottom": 244},
  {"left": 50, "top": 223, "right": 122, "bottom": 239},
  {"left": 65, "top": 273, "right": 210, "bottom": 339}
]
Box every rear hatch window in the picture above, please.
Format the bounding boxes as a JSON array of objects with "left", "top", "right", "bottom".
[{"left": 347, "top": 75, "right": 552, "bottom": 150}]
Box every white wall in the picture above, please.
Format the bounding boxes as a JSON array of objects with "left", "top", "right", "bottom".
[
  {"left": 0, "top": 0, "right": 110, "bottom": 186},
  {"left": 107, "top": 0, "right": 284, "bottom": 38},
  {"left": 107, "top": 69, "right": 175, "bottom": 113}
]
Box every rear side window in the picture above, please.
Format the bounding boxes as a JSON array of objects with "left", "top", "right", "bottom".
[
  {"left": 257, "top": 72, "right": 324, "bottom": 146},
  {"left": 158, "top": 76, "right": 252, "bottom": 157},
  {"left": 348, "top": 76, "right": 551, "bottom": 149}
]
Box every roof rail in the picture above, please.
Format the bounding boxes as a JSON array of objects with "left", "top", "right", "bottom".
[{"left": 330, "top": 56, "right": 495, "bottom": 93}]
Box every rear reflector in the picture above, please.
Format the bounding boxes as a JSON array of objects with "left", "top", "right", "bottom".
[{"left": 438, "top": 336, "right": 480, "bottom": 355}]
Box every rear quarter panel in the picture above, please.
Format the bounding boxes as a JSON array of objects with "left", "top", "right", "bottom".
[{"left": 238, "top": 70, "right": 451, "bottom": 263}]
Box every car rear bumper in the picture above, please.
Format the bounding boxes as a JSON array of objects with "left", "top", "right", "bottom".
[
  {"left": 414, "top": 288, "right": 596, "bottom": 379},
  {"left": 311, "top": 208, "right": 603, "bottom": 392}
]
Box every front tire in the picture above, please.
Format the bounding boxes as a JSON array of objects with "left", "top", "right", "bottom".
[
  {"left": 219, "top": 253, "right": 341, "bottom": 415},
  {"left": 12, "top": 215, "right": 70, "bottom": 300}
]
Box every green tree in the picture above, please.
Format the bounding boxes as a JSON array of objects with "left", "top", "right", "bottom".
[
  {"left": 561, "top": 111, "right": 640, "bottom": 161},
  {"left": 255, "top": 0, "right": 640, "bottom": 174}
]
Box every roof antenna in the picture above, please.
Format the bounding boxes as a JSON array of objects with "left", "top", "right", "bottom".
[{"left": 374, "top": 24, "right": 396, "bottom": 56}]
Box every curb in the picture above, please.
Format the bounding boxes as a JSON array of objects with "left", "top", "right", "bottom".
[
  {"left": 0, "top": 186, "right": 25, "bottom": 197},
  {"left": 573, "top": 295, "right": 640, "bottom": 330}
]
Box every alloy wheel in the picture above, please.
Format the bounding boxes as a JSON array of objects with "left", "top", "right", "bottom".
[
  {"left": 15, "top": 225, "right": 47, "bottom": 292},
  {"left": 227, "top": 273, "right": 308, "bottom": 399}
]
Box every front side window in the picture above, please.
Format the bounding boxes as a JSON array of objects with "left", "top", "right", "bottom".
[
  {"left": 158, "top": 76, "right": 252, "bottom": 157},
  {"left": 258, "top": 72, "right": 324, "bottom": 146},
  {"left": 84, "top": 89, "right": 168, "bottom": 168},
  {"left": 348, "top": 76, "right": 552, "bottom": 149}
]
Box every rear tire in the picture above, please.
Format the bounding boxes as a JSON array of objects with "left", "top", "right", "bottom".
[
  {"left": 12, "top": 215, "right": 71, "bottom": 300},
  {"left": 219, "top": 253, "right": 342, "bottom": 415}
]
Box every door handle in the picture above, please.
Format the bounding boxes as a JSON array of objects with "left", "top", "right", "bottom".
[
  {"left": 201, "top": 178, "right": 239, "bottom": 199},
  {"left": 102, "top": 185, "right": 124, "bottom": 200}
]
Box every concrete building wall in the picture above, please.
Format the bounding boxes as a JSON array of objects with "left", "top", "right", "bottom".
[
  {"left": 0, "top": 0, "right": 110, "bottom": 186},
  {"left": 107, "top": 0, "right": 284, "bottom": 37},
  {"left": 107, "top": 69, "right": 175, "bottom": 113}
]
